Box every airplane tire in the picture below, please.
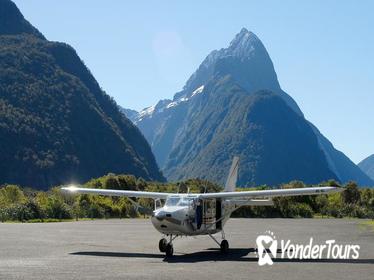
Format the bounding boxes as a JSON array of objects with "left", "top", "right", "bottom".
[
  {"left": 220, "top": 240, "right": 229, "bottom": 254},
  {"left": 165, "top": 243, "right": 174, "bottom": 257},
  {"left": 159, "top": 238, "right": 167, "bottom": 252}
]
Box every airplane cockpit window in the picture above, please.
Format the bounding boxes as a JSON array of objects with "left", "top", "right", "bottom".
[
  {"left": 165, "top": 196, "right": 195, "bottom": 207},
  {"left": 165, "top": 197, "right": 180, "bottom": 206}
]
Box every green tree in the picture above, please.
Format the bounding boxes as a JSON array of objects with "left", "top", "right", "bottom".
[{"left": 342, "top": 182, "right": 360, "bottom": 204}]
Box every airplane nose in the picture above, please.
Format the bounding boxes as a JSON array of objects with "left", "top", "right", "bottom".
[
  {"left": 155, "top": 211, "right": 166, "bottom": 220},
  {"left": 154, "top": 211, "right": 173, "bottom": 220}
]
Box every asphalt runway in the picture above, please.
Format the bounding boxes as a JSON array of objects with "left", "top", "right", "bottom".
[{"left": 0, "top": 218, "right": 373, "bottom": 280}]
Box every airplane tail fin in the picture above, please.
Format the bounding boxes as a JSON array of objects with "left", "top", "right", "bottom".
[{"left": 224, "top": 156, "right": 239, "bottom": 192}]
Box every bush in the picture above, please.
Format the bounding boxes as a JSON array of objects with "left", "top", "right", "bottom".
[
  {"left": 45, "top": 197, "right": 72, "bottom": 220},
  {"left": 88, "top": 204, "right": 105, "bottom": 219}
]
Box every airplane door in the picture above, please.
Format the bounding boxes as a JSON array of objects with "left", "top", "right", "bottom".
[{"left": 203, "top": 199, "right": 215, "bottom": 227}]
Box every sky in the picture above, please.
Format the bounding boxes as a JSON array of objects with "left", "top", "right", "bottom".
[{"left": 13, "top": 0, "right": 374, "bottom": 164}]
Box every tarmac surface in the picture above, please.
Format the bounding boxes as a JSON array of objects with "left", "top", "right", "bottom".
[{"left": 0, "top": 218, "right": 373, "bottom": 280}]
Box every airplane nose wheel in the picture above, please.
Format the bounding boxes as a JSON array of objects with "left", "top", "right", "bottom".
[
  {"left": 161, "top": 235, "right": 176, "bottom": 257},
  {"left": 159, "top": 238, "right": 167, "bottom": 253},
  {"left": 165, "top": 243, "right": 174, "bottom": 257}
]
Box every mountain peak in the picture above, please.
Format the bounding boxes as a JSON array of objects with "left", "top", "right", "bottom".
[
  {"left": 0, "top": 0, "right": 45, "bottom": 39},
  {"left": 176, "top": 28, "right": 280, "bottom": 101},
  {"left": 230, "top": 28, "right": 257, "bottom": 46},
  {"left": 230, "top": 27, "right": 255, "bottom": 41},
  {"left": 227, "top": 28, "right": 264, "bottom": 58},
  {"left": 232, "top": 27, "right": 253, "bottom": 40}
]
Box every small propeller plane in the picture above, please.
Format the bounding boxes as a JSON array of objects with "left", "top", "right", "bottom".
[{"left": 62, "top": 157, "right": 341, "bottom": 257}]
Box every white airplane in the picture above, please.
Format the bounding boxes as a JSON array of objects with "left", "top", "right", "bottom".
[{"left": 62, "top": 157, "right": 341, "bottom": 257}]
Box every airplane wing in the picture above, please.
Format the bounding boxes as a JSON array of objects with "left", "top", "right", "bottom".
[
  {"left": 62, "top": 185, "right": 341, "bottom": 200},
  {"left": 61, "top": 186, "right": 171, "bottom": 199},
  {"left": 199, "top": 186, "right": 341, "bottom": 199}
]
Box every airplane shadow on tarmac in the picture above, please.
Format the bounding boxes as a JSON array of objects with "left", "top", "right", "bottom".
[{"left": 71, "top": 248, "right": 374, "bottom": 264}]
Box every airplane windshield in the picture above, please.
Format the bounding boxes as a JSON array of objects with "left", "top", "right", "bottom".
[{"left": 165, "top": 196, "right": 194, "bottom": 207}]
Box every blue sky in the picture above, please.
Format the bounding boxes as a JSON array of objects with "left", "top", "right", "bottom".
[{"left": 13, "top": 0, "right": 373, "bottom": 164}]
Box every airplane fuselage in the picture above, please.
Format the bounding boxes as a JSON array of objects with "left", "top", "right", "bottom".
[{"left": 151, "top": 195, "right": 234, "bottom": 236}]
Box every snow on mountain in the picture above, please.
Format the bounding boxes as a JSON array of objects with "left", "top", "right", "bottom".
[{"left": 135, "top": 85, "right": 205, "bottom": 123}]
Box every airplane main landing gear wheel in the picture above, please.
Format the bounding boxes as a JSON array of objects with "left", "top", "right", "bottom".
[
  {"left": 165, "top": 243, "right": 174, "bottom": 257},
  {"left": 159, "top": 238, "right": 167, "bottom": 252},
  {"left": 220, "top": 239, "right": 229, "bottom": 254}
]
